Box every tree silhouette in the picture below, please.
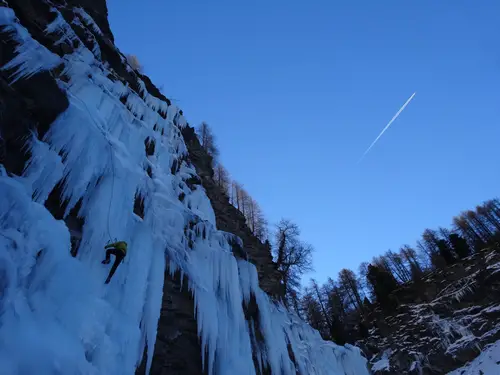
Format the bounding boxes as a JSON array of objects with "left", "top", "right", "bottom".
[
  {"left": 273, "top": 219, "right": 313, "bottom": 304},
  {"left": 449, "top": 233, "right": 471, "bottom": 259},
  {"left": 437, "top": 239, "right": 456, "bottom": 265},
  {"left": 214, "top": 163, "right": 230, "bottom": 195},
  {"left": 366, "top": 264, "right": 399, "bottom": 310},
  {"left": 338, "top": 269, "right": 365, "bottom": 312},
  {"left": 197, "top": 122, "right": 219, "bottom": 159}
]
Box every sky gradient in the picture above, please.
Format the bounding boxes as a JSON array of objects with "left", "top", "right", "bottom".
[{"left": 108, "top": 0, "right": 500, "bottom": 284}]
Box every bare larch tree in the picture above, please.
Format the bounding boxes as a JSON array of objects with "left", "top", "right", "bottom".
[{"left": 273, "top": 219, "right": 313, "bottom": 305}]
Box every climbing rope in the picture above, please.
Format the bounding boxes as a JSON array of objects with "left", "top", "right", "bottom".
[
  {"left": 60, "top": 73, "right": 165, "bottom": 246},
  {"left": 106, "top": 141, "right": 115, "bottom": 243},
  {"left": 0, "top": 204, "right": 17, "bottom": 243},
  {"left": 65, "top": 90, "right": 116, "bottom": 242}
]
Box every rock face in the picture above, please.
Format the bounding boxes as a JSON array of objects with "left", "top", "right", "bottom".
[
  {"left": 359, "top": 248, "right": 500, "bottom": 375},
  {"left": 0, "top": 0, "right": 69, "bottom": 176},
  {"left": 142, "top": 271, "right": 204, "bottom": 375}
]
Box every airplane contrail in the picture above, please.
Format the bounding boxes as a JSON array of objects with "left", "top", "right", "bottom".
[{"left": 358, "top": 92, "right": 416, "bottom": 164}]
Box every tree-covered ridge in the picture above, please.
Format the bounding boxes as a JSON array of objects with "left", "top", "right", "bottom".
[{"left": 300, "top": 199, "right": 500, "bottom": 345}]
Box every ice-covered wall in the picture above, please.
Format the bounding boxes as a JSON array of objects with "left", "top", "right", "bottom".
[{"left": 0, "top": 3, "right": 370, "bottom": 375}]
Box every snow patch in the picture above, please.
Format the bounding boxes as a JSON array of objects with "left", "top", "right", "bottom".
[
  {"left": 372, "top": 349, "right": 392, "bottom": 372},
  {"left": 447, "top": 339, "right": 500, "bottom": 375}
]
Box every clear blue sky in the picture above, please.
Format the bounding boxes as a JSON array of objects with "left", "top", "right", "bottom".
[{"left": 108, "top": 0, "right": 500, "bottom": 284}]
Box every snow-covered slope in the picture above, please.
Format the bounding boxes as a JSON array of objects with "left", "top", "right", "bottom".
[
  {"left": 0, "top": 3, "right": 369, "bottom": 374},
  {"left": 360, "top": 249, "right": 500, "bottom": 374},
  {"left": 448, "top": 339, "right": 500, "bottom": 375}
]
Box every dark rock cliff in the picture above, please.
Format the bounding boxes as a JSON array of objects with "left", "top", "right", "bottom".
[
  {"left": 138, "top": 270, "right": 204, "bottom": 375},
  {"left": 0, "top": 0, "right": 68, "bottom": 176}
]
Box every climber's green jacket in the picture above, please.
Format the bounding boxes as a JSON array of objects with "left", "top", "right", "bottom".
[{"left": 105, "top": 241, "right": 127, "bottom": 256}]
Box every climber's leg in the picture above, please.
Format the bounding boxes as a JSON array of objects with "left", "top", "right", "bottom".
[
  {"left": 105, "top": 253, "right": 124, "bottom": 284},
  {"left": 102, "top": 248, "right": 119, "bottom": 265}
]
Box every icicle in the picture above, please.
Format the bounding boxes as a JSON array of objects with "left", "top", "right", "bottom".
[
  {"left": 45, "top": 9, "right": 79, "bottom": 47},
  {"left": 0, "top": 7, "right": 62, "bottom": 83},
  {"left": 74, "top": 7, "right": 103, "bottom": 36},
  {"left": 23, "top": 135, "right": 64, "bottom": 203}
]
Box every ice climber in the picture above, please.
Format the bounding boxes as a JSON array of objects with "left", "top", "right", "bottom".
[{"left": 101, "top": 241, "right": 127, "bottom": 284}]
